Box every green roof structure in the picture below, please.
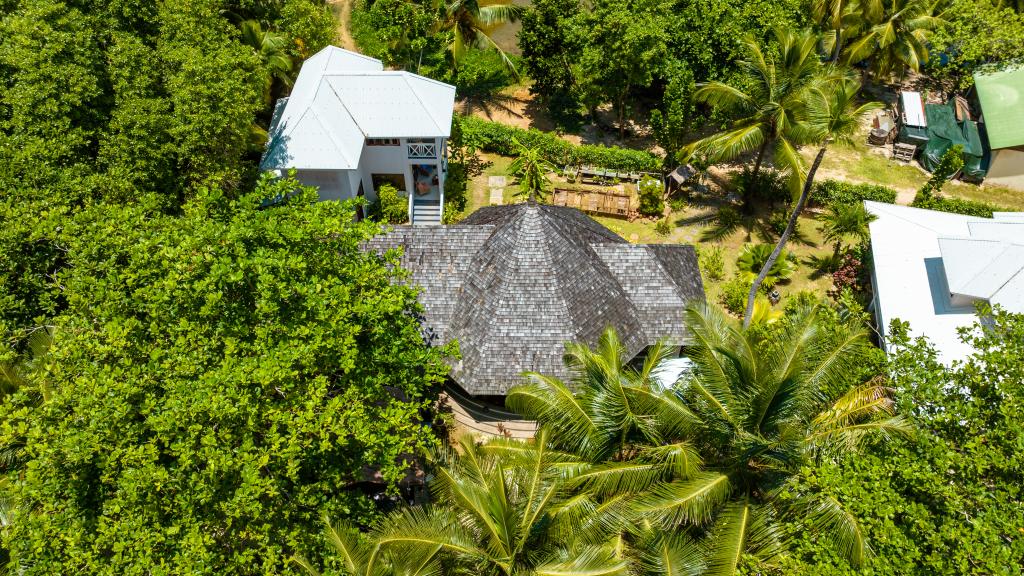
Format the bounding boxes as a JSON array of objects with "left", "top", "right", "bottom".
[{"left": 974, "top": 68, "right": 1024, "bottom": 149}]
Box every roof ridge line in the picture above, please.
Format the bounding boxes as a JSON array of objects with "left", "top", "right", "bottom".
[
  {"left": 323, "top": 76, "right": 368, "bottom": 138},
  {"left": 309, "top": 103, "right": 356, "bottom": 167},
  {"left": 401, "top": 73, "right": 446, "bottom": 135}
]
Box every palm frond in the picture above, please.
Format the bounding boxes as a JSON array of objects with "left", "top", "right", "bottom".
[{"left": 633, "top": 473, "right": 731, "bottom": 527}]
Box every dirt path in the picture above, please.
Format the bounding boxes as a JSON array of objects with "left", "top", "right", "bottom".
[{"left": 328, "top": 0, "right": 356, "bottom": 51}]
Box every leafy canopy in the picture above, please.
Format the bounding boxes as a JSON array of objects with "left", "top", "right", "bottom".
[{"left": 0, "top": 176, "right": 452, "bottom": 575}]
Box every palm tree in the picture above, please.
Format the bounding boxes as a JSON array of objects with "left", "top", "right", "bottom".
[
  {"left": 819, "top": 202, "right": 877, "bottom": 258},
  {"left": 842, "top": 0, "right": 945, "bottom": 81},
  {"left": 507, "top": 304, "right": 908, "bottom": 574},
  {"left": 293, "top": 515, "right": 442, "bottom": 576},
  {"left": 313, "top": 432, "right": 628, "bottom": 576},
  {"left": 813, "top": 0, "right": 854, "bottom": 61},
  {"left": 239, "top": 19, "right": 295, "bottom": 105},
  {"left": 741, "top": 79, "right": 881, "bottom": 327},
  {"left": 507, "top": 137, "right": 556, "bottom": 202},
  {"left": 434, "top": 0, "right": 523, "bottom": 74},
  {"left": 735, "top": 243, "right": 797, "bottom": 289},
  {"left": 686, "top": 27, "right": 823, "bottom": 199}
]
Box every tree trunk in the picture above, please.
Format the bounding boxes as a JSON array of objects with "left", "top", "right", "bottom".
[
  {"left": 742, "top": 146, "right": 827, "bottom": 327},
  {"left": 831, "top": 25, "right": 843, "bottom": 63},
  {"left": 744, "top": 139, "right": 770, "bottom": 213}
]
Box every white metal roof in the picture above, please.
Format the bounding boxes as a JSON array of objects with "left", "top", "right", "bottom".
[
  {"left": 867, "top": 201, "right": 1024, "bottom": 364},
  {"left": 260, "top": 47, "right": 456, "bottom": 171},
  {"left": 900, "top": 91, "right": 927, "bottom": 127}
]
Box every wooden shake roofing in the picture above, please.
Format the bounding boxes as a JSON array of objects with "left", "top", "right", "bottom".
[{"left": 365, "top": 202, "right": 705, "bottom": 395}]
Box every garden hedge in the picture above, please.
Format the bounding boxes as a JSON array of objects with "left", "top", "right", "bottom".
[
  {"left": 811, "top": 180, "right": 898, "bottom": 206},
  {"left": 911, "top": 194, "right": 1001, "bottom": 217},
  {"left": 460, "top": 116, "right": 661, "bottom": 172}
]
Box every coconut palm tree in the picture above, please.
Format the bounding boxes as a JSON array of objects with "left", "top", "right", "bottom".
[
  {"left": 813, "top": 0, "right": 854, "bottom": 61},
  {"left": 309, "top": 432, "right": 628, "bottom": 576},
  {"left": 506, "top": 304, "right": 908, "bottom": 574},
  {"left": 239, "top": 19, "right": 295, "bottom": 105},
  {"left": 508, "top": 137, "right": 556, "bottom": 202},
  {"left": 292, "top": 515, "right": 442, "bottom": 576},
  {"left": 819, "top": 202, "right": 877, "bottom": 257},
  {"left": 842, "top": 0, "right": 945, "bottom": 80},
  {"left": 434, "top": 0, "right": 522, "bottom": 74},
  {"left": 686, "top": 27, "right": 824, "bottom": 198},
  {"left": 741, "top": 79, "right": 881, "bottom": 327}
]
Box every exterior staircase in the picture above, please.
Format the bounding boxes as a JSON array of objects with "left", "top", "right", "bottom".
[{"left": 411, "top": 199, "right": 441, "bottom": 226}]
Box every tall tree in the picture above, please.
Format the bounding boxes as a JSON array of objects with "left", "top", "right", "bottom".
[
  {"left": 842, "top": 0, "right": 945, "bottom": 81},
  {"left": 580, "top": 0, "right": 671, "bottom": 139},
  {"left": 304, "top": 432, "right": 629, "bottom": 576},
  {"left": 507, "top": 304, "right": 908, "bottom": 575},
  {"left": 0, "top": 176, "right": 452, "bottom": 574},
  {"left": 742, "top": 79, "right": 881, "bottom": 327},
  {"left": 686, "top": 27, "right": 823, "bottom": 199},
  {"left": 434, "top": 0, "right": 522, "bottom": 73}
]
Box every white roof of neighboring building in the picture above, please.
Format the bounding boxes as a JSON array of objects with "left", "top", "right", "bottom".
[
  {"left": 260, "top": 46, "right": 456, "bottom": 171},
  {"left": 867, "top": 202, "right": 1024, "bottom": 364}
]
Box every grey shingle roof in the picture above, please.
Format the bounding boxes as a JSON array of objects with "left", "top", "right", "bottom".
[{"left": 365, "top": 202, "right": 705, "bottom": 395}]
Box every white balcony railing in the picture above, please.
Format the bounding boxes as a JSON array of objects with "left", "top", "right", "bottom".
[{"left": 407, "top": 142, "right": 437, "bottom": 159}]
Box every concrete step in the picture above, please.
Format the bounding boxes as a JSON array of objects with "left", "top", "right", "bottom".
[{"left": 412, "top": 204, "right": 441, "bottom": 226}]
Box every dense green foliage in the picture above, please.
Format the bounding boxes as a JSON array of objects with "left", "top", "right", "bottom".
[
  {"left": 461, "top": 116, "right": 661, "bottom": 171},
  {"left": 811, "top": 180, "right": 898, "bottom": 206},
  {"left": 519, "top": 0, "right": 804, "bottom": 128},
  {"left": 369, "top": 184, "right": 410, "bottom": 224},
  {"left": 0, "top": 178, "right": 451, "bottom": 574},
  {"left": 779, "top": 309, "right": 1024, "bottom": 575},
  {"left": 0, "top": 0, "right": 334, "bottom": 337},
  {"left": 637, "top": 176, "right": 666, "bottom": 217},
  {"left": 502, "top": 306, "right": 903, "bottom": 574},
  {"left": 910, "top": 194, "right": 1001, "bottom": 217},
  {"left": 928, "top": 0, "right": 1024, "bottom": 87}
]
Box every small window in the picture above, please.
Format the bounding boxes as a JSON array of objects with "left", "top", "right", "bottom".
[{"left": 366, "top": 138, "right": 400, "bottom": 146}]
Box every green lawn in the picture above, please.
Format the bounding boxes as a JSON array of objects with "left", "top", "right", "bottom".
[{"left": 811, "top": 129, "right": 1024, "bottom": 210}]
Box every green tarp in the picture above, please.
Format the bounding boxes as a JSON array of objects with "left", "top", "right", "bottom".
[
  {"left": 974, "top": 68, "right": 1024, "bottom": 150},
  {"left": 920, "top": 101, "right": 985, "bottom": 179}
]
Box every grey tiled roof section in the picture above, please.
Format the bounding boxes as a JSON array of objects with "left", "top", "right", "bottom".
[
  {"left": 592, "top": 244, "right": 702, "bottom": 345},
  {"left": 366, "top": 203, "right": 705, "bottom": 395},
  {"left": 363, "top": 226, "right": 494, "bottom": 341}
]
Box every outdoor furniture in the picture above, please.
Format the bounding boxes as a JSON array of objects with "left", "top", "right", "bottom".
[{"left": 551, "top": 188, "right": 631, "bottom": 218}]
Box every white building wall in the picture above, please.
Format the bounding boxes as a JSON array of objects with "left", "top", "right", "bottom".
[
  {"left": 293, "top": 169, "right": 353, "bottom": 201},
  {"left": 290, "top": 137, "right": 448, "bottom": 221}
]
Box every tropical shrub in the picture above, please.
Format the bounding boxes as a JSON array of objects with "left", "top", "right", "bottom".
[
  {"left": 810, "top": 179, "right": 898, "bottom": 206},
  {"left": 719, "top": 275, "right": 752, "bottom": 315},
  {"left": 638, "top": 175, "right": 666, "bottom": 217},
  {"left": 369, "top": 184, "right": 409, "bottom": 224},
  {"left": 669, "top": 196, "right": 687, "bottom": 212},
  {"left": 736, "top": 243, "right": 796, "bottom": 288},
  {"left": 917, "top": 145, "right": 964, "bottom": 200},
  {"left": 655, "top": 217, "right": 672, "bottom": 235},
  {"left": 781, "top": 309, "right": 1024, "bottom": 574},
  {"left": 460, "top": 116, "right": 661, "bottom": 171},
  {"left": 910, "top": 194, "right": 1001, "bottom": 217},
  {"left": 827, "top": 253, "right": 865, "bottom": 300},
  {"left": 698, "top": 245, "right": 726, "bottom": 281}
]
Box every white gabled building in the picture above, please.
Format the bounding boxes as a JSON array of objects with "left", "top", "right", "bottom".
[
  {"left": 866, "top": 201, "right": 1024, "bottom": 364},
  {"left": 260, "top": 47, "right": 456, "bottom": 225}
]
